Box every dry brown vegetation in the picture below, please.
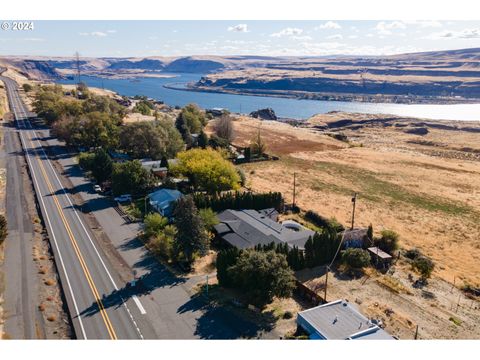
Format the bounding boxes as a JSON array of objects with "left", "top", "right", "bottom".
[{"left": 233, "top": 113, "right": 480, "bottom": 289}]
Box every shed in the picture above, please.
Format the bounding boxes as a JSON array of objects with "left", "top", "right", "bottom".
[
  {"left": 341, "top": 228, "right": 370, "bottom": 249},
  {"left": 367, "top": 246, "right": 393, "bottom": 266}
]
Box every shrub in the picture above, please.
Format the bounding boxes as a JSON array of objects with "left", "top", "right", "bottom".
[
  {"left": 228, "top": 250, "right": 296, "bottom": 308},
  {"left": 283, "top": 311, "right": 293, "bottom": 319},
  {"left": 375, "top": 229, "right": 399, "bottom": 254},
  {"left": 405, "top": 248, "right": 422, "bottom": 260},
  {"left": 342, "top": 248, "right": 371, "bottom": 269},
  {"left": 149, "top": 224, "right": 176, "bottom": 260},
  {"left": 304, "top": 211, "right": 345, "bottom": 232},
  {"left": 198, "top": 208, "right": 219, "bottom": 232},
  {"left": 193, "top": 191, "right": 283, "bottom": 212},
  {"left": 216, "top": 247, "right": 242, "bottom": 287},
  {"left": 412, "top": 256, "right": 435, "bottom": 279},
  {"left": 144, "top": 213, "right": 168, "bottom": 239}
]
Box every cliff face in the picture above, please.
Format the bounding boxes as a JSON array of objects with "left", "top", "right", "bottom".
[
  {"left": 198, "top": 76, "right": 480, "bottom": 98},
  {"left": 163, "top": 57, "right": 224, "bottom": 73},
  {"left": 195, "top": 48, "right": 480, "bottom": 101}
]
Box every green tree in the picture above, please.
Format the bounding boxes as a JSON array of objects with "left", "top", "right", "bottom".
[
  {"left": 22, "top": 83, "right": 33, "bottom": 92},
  {"left": 229, "top": 250, "right": 296, "bottom": 308},
  {"left": 0, "top": 214, "right": 8, "bottom": 245},
  {"left": 111, "top": 160, "right": 153, "bottom": 196},
  {"left": 175, "top": 103, "right": 206, "bottom": 135},
  {"left": 197, "top": 130, "right": 208, "bottom": 149},
  {"left": 78, "top": 152, "right": 96, "bottom": 171},
  {"left": 375, "top": 229, "right": 399, "bottom": 254},
  {"left": 149, "top": 225, "right": 177, "bottom": 260},
  {"left": 198, "top": 208, "right": 219, "bottom": 232},
  {"left": 172, "top": 148, "right": 240, "bottom": 194},
  {"left": 216, "top": 248, "right": 241, "bottom": 287},
  {"left": 172, "top": 196, "right": 209, "bottom": 265},
  {"left": 342, "top": 248, "right": 371, "bottom": 269},
  {"left": 144, "top": 212, "right": 169, "bottom": 239},
  {"left": 91, "top": 148, "right": 113, "bottom": 183}
]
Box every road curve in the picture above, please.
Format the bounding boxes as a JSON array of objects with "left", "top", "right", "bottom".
[{"left": 1, "top": 74, "right": 151, "bottom": 339}]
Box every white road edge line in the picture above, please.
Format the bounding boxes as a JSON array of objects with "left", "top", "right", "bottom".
[
  {"left": 132, "top": 295, "right": 147, "bottom": 315},
  {"left": 4, "top": 80, "right": 88, "bottom": 339},
  {"left": 18, "top": 84, "right": 145, "bottom": 339}
]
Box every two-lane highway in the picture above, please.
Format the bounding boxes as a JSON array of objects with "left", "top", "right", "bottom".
[{"left": 1, "top": 75, "right": 153, "bottom": 339}]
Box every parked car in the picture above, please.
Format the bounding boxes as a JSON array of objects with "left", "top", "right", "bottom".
[
  {"left": 114, "top": 194, "right": 132, "bottom": 203},
  {"left": 93, "top": 184, "right": 102, "bottom": 193}
]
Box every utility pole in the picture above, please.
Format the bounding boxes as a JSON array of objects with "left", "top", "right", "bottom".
[
  {"left": 351, "top": 192, "right": 358, "bottom": 230},
  {"left": 292, "top": 172, "right": 297, "bottom": 208},
  {"left": 414, "top": 325, "right": 419, "bottom": 340}
]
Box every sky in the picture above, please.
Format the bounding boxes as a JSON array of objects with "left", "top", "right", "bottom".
[{"left": 1, "top": 20, "right": 480, "bottom": 57}]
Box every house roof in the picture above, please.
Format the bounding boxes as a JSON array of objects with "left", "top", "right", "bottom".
[
  {"left": 214, "top": 209, "right": 314, "bottom": 250},
  {"left": 148, "top": 189, "right": 182, "bottom": 211},
  {"left": 297, "top": 299, "right": 395, "bottom": 340},
  {"left": 342, "top": 228, "right": 369, "bottom": 242}
]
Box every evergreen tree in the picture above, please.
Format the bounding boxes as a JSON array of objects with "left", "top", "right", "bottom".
[
  {"left": 216, "top": 248, "right": 241, "bottom": 287},
  {"left": 91, "top": 148, "right": 113, "bottom": 184},
  {"left": 198, "top": 130, "right": 208, "bottom": 149},
  {"left": 172, "top": 196, "right": 209, "bottom": 265},
  {"left": 304, "top": 236, "right": 315, "bottom": 268},
  {"left": 160, "top": 156, "right": 169, "bottom": 169}
]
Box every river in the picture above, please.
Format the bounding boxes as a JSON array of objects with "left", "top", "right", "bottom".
[{"left": 60, "top": 73, "right": 480, "bottom": 121}]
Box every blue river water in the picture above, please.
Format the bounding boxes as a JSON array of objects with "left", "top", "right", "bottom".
[{"left": 60, "top": 73, "right": 480, "bottom": 121}]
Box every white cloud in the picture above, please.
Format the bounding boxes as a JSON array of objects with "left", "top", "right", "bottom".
[
  {"left": 428, "top": 28, "right": 480, "bottom": 39},
  {"left": 316, "top": 21, "right": 341, "bottom": 30},
  {"left": 375, "top": 21, "right": 406, "bottom": 35},
  {"left": 227, "top": 24, "right": 249, "bottom": 33},
  {"left": 79, "top": 31, "right": 108, "bottom": 37},
  {"left": 271, "top": 27, "right": 304, "bottom": 38},
  {"left": 348, "top": 35, "right": 359, "bottom": 39},
  {"left": 405, "top": 20, "right": 442, "bottom": 28},
  {"left": 327, "top": 34, "right": 343, "bottom": 40},
  {"left": 23, "top": 37, "right": 45, "bottom": 42},
  {"left": 106, "top": 30, "right": 116, "bottom": 34}
]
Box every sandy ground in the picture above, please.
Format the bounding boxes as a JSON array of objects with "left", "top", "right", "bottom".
[
  {"left": 233, "top": 114, "right": 480, "bottom": 291},
  {"left": 296, "top": 261, "right": 480, "bottom": 339}
]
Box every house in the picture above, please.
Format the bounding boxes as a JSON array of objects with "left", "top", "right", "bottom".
[
  {"left": 341, "top": 228, "right": 371, "bottom": 249},
  {"left": 140, "top": 159, "right": 168, "bottom": 178},
  {"left": 214, "top": 209, "right": 314, "bottom": 250},
  {"left": 206, "top": 108, "right": 226, "bottom": 117},
  {"left": 147, "top": 189, "right": 183, "bottom": 218},
  {"left": 297, "top": 299, "right": 396, "bottom": 340},
  {"left": 108, "top": 150, "right": 130, "bottom": 163}
]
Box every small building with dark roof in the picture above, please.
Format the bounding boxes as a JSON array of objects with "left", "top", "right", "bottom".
[
  {"left": 214, "top": 209, "right": 314, "bottom": 250},
  {"left": 341, "top": 228, "right": 371, "bottom": 249},
  {"left": 297, "top": 299, "right": 396, "bottom": 340}
]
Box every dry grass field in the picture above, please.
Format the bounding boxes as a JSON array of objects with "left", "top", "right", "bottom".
[{"left": 223, "top": 114, "right": 480, "bottom": 288}]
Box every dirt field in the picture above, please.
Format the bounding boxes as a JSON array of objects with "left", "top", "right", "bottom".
[
  {"left": 296, "top": 261, "right": 480, "bottom": 339},
  {"left": 231, "top": 114, "right": 480, "bottom": 290}
]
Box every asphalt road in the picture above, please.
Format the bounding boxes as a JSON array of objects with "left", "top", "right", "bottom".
[{"left": 0, "top": 75, "right": 155, "bottom": 339}]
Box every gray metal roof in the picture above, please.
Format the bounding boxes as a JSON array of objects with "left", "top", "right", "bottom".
[
  {"left": 214, "top": 209, "right": 314, "bottom": 250},
  {"left": 367, "top": 247, "right": 393, "bottom": 260},
  {"left": 297, "top": 299, "right": 395, "bottom": 340}
]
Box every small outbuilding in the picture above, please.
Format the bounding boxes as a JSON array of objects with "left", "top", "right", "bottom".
[
  {"left": 341, "top": 228, "right": 371, "bottom": 249},
  {"left": 367, "top": 246, "right": 393, "bottom": 268}
]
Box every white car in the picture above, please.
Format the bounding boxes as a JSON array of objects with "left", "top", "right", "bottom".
[
  {"left": 93, "top": 185, "right": 102, "bottom": 193},
  {"left": 114, "top": 194, "right": 132, "bottom": 203}
]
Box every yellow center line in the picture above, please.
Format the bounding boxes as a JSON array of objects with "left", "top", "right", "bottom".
[{"left": 25, "top": 131, "right": 118, "bottom": 340}]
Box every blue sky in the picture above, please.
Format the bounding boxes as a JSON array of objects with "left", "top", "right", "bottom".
[{"left": 1, "top": 20, "right": 480, "bottom": 57}]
